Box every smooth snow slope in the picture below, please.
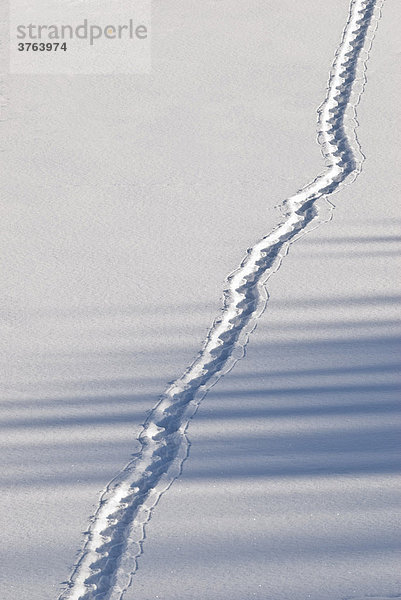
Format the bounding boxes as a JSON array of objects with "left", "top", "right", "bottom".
[{"left": 0, "top": 0, "right": 399, "bottom": 599}]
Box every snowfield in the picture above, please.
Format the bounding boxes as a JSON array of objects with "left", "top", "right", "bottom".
[{"left": 1, "top": 1, "right": 400, "bottom": 599}]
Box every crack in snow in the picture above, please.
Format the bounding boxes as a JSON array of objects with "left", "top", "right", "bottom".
[{"left": 58, "top": 1, "right": 385, "bottom": 599}]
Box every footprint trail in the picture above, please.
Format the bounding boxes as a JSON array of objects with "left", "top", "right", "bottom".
[{"left": 59, "top": 1, "right": 385, "bottom": 599}]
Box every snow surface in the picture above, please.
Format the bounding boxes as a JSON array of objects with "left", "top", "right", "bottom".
[{"left": 1, "top": 1, "right": 400, "bottom": 599}]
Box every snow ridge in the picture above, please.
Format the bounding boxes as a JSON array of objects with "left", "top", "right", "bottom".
[{"left": 59, "top": 2, "right": 384, "bottom": 599}]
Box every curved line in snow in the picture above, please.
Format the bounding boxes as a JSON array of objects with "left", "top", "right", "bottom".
[{"left": 59, "top": 1, "right": 385, "bottom": 599}]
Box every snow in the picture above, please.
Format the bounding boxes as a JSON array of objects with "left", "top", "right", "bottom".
[{"left": 1, "top": 1, "right": 400, "bottom": 599}]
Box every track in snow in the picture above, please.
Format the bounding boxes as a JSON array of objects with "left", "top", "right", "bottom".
[{"left": 59, "top": 1, "right": 385, "bottom": 599}]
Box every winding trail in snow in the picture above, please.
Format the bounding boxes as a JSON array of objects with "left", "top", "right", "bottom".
[{"left": 59, "top": 1, "right": 385, "bottom": 599}]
